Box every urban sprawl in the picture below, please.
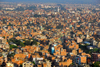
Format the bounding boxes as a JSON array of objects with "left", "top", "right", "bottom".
[{"left": 0, "top": 2, "right": 100, "bottom": 67}]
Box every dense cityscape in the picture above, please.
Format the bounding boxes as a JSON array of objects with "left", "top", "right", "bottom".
[{"left": 0, "top": 2, "right": 100, "bottom": 67}]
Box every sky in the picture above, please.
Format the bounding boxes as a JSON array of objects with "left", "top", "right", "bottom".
[{"left": 0, "top": 0, "right": 100, "bottom": 4}]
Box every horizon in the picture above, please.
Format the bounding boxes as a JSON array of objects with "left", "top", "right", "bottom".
[{"left": 0, "top": 0, "right": 100, "bottom": 4}]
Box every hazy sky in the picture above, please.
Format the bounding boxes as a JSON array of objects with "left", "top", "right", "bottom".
[{"left": 0, "top": 0, "right": 100, "bottom": 4}]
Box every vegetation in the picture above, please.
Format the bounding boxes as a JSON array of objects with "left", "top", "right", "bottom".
[
  {"left": 79, "top": 45, "right": 100, "bottom": 55},
  {"left": 13, "top": 33, "right": 20, "bottom": 37},
  {"left": 78, "top": 21, "right": 83, "bottom": 25},
  {"left": 2, "top": 36, "right": 5, "bottom": 39},
  {"left": 51, "top": 14, "right": 55, "bottom": 18},
  {"left": 31, "top": 39, "right": 37, "bottom": 45},
  {"left": 19, "top": 64, "right": 22, "bottom": 67},
  {"left": 56, "top": 25, "right": 63, "bottom": 29},
  {"left": 57, "top": 4, "right": 66, "bottom": 11},
  {"left": 45, "top": 26, "right": 53, "bottom": 30},
  {"left": 32, "top": 61, "right": 35, "bottom": 64},
  {"left": 7, "top": 53, "right": 15, "bottom": 57},
  {"left": 7, "top": 38, "right": 25, "bottom": 47},
  {"left": 8, "top": 38, "right": 37, "bottom": 47},
  {"left": 77, "top": 8, "right": 82, "bottom": 11},
  {"left": 85, "top": 44, "right": 90, "bottom": 46},
  {"left": 24, "top": 40, "right": 31, "bottom": 45},
  {"left": 2, "top": 19, "right": 7, "bottom": 24},
  {"left": 71, "top": 63, "right": 74, "bottom": 65},
  {"left": 42, "top": 8, "right": 55, "bottom": 12},
  {"left": 15, "top": 7, "right": 24, "bottom": 11},
  {"left": 34, "top": 14, "right": 41, "bottom": 17},
  {"left": 8, "top": 23, "right": 13, "bottom": 26},
  {"left": 10, "top": 45, "right": 18, "bottom": 50},
  {"left": 26, "top": 6, "right": 36, "bottom": 11},
  {"left": 92, "top": 61, "right": 100, "bottom": 67}
]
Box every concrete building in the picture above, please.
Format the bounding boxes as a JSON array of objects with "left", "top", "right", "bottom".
[
  {"left": 23, "top": 61, "right": 33, "bottom": 67},
  {"left": 6, "top": 62, "right": 14, "bottom": 67}
]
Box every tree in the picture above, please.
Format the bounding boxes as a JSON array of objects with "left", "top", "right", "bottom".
[
  {"left": 2, "top": 36, "right": 5, "bottom": 39},
  {"left": 15, "top": 7, "right": 24, "bottom": 11},
  {"left": 20, "top": 42, "right": 25, "bottom": 47},
  {"left": 24, "top": 40, "right": 31, "bottom": 45},
  {"left": 56, "top": 25, "right": 63, "bottom": 29},
  {"left": 20, "top": 64, "right": 22, "bottom": 67},
  {"left": 34, "top": 14, "right": 41, "bottom": 17},
  {"left": 8, "top": 38, "right": 25, "bottom": 47},
  {"left": 7, "top": 53, "right": 15, "bottom": 57},
  {"left": 8, "top": 23, "right": 13, "bottom": 26},
  {"left": 93, "top": 61, "right": 100, "bottom": 67},
  {"left": 10, "top": 45, "right": 18, "bottom": 50},
  {"left": 32, "top": 61, "right": 35, "bottom": 64},
  {"left": 31, "top": 39, "right": 37, "bottom": 45},
  {"left": 93, "top": 48, "right": 98, "bottom": 53},
  {"left": 26, "top": 6, "right": 36, "bottom": 11},
  {"left": 85, "top": 44, "right": 89, "bottom": 46},
  {"left": 2, "top": 19, "right": 6, "bottom": 24}
]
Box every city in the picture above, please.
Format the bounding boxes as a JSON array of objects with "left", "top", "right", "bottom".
[{"left": 0, "top": 1, "right": 100, "bottom": 67}]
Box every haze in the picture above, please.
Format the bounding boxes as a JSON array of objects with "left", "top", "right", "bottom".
[{"left": 0, "top": 0, "right": 100, "bottom": 4}]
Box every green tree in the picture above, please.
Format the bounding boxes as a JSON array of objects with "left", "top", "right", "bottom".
[
  {"left": 8, "top": 38, "right": 25, "bottom": 47},
  {"left": 34, "top": 14, "right": 41, "bottom": 17},
  {"left": 10, "top": 45, "right": 18, "bottom": 50},
  {"left": 24, "top": 40, "right": 31, "bottom": 45},
  {"left": 7, "top": 53, "right": 15, "bottom": 57},
  {"left": 20, "top": 42, "right": 25, "bottom": 47},
  {"left": 8, "top": 23, "right": 13, "bottom": 26},
  {"left": 32, "top": 61, "right": 35, "bottom": 64},
  {"left": 26, "top": 6, "right": 36, "bottom": 10},
  {"left": 3, "top": 36, "right": 5, "bottom": 39},
  {"left": 31, "top": 39, "right": 37, "bottom": 45},
  {"left": 93, "top": 48, "right": 98, "bottom": 53},
  {"left": 85, "top": 44, "right": 89, "bottom": 46},
  {"left": 93, "top": 61, "right": 100, "bottom": 67},
  {"left": 15, "top": 7, "right": 24, "bottom": 11}
]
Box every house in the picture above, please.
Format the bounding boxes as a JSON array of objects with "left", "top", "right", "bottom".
[
  {"left": 6, "top": 62, "right": 14, "bottom": 67},
  {"left": 97, "top": 42, "right": 100, "bottom": 48},
  {"left": 87, "top": 46, "right": 93, "bottom": 50},
  {"left": 72, "top": 49, "right": 77, "bottom": 55},
  {"left": 11, "top": 54, "right": 27, "bottom": 66},
  {"left": 0, "top": 56, "right": 3, "bottom": 65},
  {"left": 43, "top": 59, "right": 51, "bottom": 67},
  {"left": 59, "top": 59, "right": 72, "bottom": 67},
  {"left": 92, "top": 53, "right": 100, "bottom": 62},
  {"left": 23, "top": 61, "right": 33, "bottom": 67},
  {"left": 75, "top": 55, "right": 87, "bottom": 64},
  {"left": 81, "top": 56, "right": 87, "bottom": 63},
  {"left": 77, "top": 37, "right": 83, "bottom": 43}
]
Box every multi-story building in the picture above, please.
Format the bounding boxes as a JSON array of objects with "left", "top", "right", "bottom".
[
  {"left": 92, "top": 53, "right": 100, "bottom": 62},
  {"left": 23, "top": 61, "right": 33, "bottom": 67}
]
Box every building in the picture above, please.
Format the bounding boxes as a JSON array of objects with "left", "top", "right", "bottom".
[
  {"left": 97, "top": 42, "right": 100, "bottom": 48},
  {"left": 23, "top": 61, "right": 33, "bottom": 67},
  {"left": 51, "top": 47, "right": 55, "bottom": 54},
  {"left": 77, "top": 37, "right": 83, "bottom": 43},
  {"left": 92, "top": 53, "right": 100, "bottom": 62},
  {"left": 6, "top": 62, "right": 14, "bottom": 67},
  {"left": 75, "top": 56, "right": 81, "bottom": 65},
  {"left": 75, "top": 55, "right": 87, "bottom": 64}
]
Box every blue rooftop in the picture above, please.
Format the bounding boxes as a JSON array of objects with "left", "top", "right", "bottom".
[{"left": 84, "top": 41, "right": 91, "bottom": 44}]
